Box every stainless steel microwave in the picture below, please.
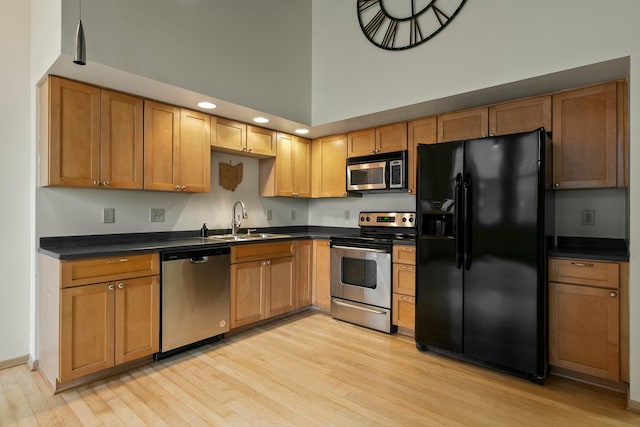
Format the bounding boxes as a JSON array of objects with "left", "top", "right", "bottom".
[{"left": 346, "top": 150, "right": 407, "bottom": 192}]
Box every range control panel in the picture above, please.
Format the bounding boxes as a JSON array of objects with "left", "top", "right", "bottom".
[{"left": 358, "top": 212, "right": 415, "bottom": 228}]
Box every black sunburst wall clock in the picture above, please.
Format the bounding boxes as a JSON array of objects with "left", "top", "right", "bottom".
[{"left": 357, "top": 0, "right": 468, "bottom": 51}]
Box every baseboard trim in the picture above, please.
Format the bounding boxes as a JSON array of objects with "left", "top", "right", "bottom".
[
  {"left": 0, "top": 355, "right": 29, "bottom": 370},
  {"left": 27, "top": 356, "right": 39, "bottom": 371},
  {"left": 627, "top": 397, "right": 640, "bottom": 413}
]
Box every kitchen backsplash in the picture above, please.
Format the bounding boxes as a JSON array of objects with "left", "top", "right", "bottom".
[{"left": 554, "top": 188, "right": 627, "bottom": 239}]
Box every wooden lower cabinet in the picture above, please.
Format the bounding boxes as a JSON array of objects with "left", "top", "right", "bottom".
[
  {"left": 295, "top": 240, "right": 313, "bottom": 308},
  {"left": 312, "top": 239, "right": 331, "bottom": 311},
  {"left": 230, "top": 242, "right": 295, "bottom": 329},
  {"left": 40, "top": 253, "right": 160, "bottom": 391},
  {"left": 392, "top": 244, "right": 416, "bottom": 335}
]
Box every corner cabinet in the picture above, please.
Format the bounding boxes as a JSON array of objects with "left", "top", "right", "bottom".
[
  {"left": 230, "top": 241, "right": 295, "bottom": 329},
  {"left": 552, "top": 82, "right": 626, "bottom": 189},
  {"left": 143, "top": 101, "right": 211, "bottom": 192},
  {"left": 311, "top": 134, "right": 348, "bottom": 198},
  {"left": 259, "top": 133, "right": 311, "bottom": 198},
  {"left": 39, "top": 253, "right": 160, "bottom": 392},
  {"left": 40, "top": 76, "right": 144, "bottom": 189},
  {"left": 407, "top": 116, "right": 438, "bottom": 195},
  {"left": 548, "top": 257, "right": 628, "bottom": 383}
]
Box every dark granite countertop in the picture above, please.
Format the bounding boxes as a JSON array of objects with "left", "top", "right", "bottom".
[
  {"left": 547, "top": 236, "right": 629, "bottom": 262},
  {"left": 39, "top": 226, "right": 363, "bottom": 260}
]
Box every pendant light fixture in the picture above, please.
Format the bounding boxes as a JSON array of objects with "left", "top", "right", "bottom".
[{"left": 73, "top": 0, "right": 86, "bottom": 65}]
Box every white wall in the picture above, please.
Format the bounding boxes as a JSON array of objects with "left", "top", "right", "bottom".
[
  {"left": 309, "top": 194, "right": 415, "bottom": 227},
  {"left": 312, "top": 0, "right": 640, "bottom": 403},
  {"left": 37, "top": 152, "right": 309, "bottom": 237},
  {"left": 0, "top": 0, "right": 32, "bottom": 362},
  {"left": 58, "top": 0, "right": 312, "bottom": 124}
]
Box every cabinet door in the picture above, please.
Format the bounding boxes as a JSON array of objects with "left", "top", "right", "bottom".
[
  {"left": 549, "top": 282, "right": 619, "bottom": 381},
  {"left": 179, "top": 109, "right": 211, "bottom": 192},
  {"left": 408, "top": 117, "right": 437, "bottom": 194},
  {"left": 392, "top": 293, "right": 415, "bottom": 330},
  {"left": 213, "top": 118, "right": 246, "bottom": 152},
  {"left": 347, "top": 128, "right": 376, "bottom": 157},
  {"left": 100, "top": 90, "right": 144, "bottom": 189},
  {"left": 312, "top": 240, "right": 331, "bottom": 310},
  {"left": 266, "top": 257, "right": 295, "bottom": 318},
  {"left": 295, "top": 240, "right": 313, "bottom": 308},
  {"left": 393, "top": 264, "right": 416, "bottom": 296},
  {"left": 115, "top": 276, "right": 159, "bottom": 365},
  {"left": 293, "top": 136, "right": 311, "bottom": 197},
  {"left": 438, "top": 108, "right": 489, "bottom": 143},
  {"left": 552, "top": 83, "right": 618, "bottom": 189},
  {"left": 230, "top": 261, "right": 265, "bottom": 328},
  {"left": 275, "top": 133, "right": 294, "bottom": 196},
  {"left": 489, "top": 96, "right": 551, "bottom": 136},
  {"left": 311, "top": 134, "right": 347, "bottom": 198},
  {"left": 247, "top": 125, "right": 276, "bottom": 157},
  {"left": 60, "top": 282, "right": 115, "bottom": 382},
  {"left": 143, "top": 100, "right": 180, "bottom": 191},
  {"left": 46, "top": 76, "right": 101, "bottom": 187},
  {"left": 376, "top": 122, "right": 408, "bottom": 154}
]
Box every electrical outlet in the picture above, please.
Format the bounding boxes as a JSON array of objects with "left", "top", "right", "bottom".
[
  {"left": 150, "top": 208, "right": 165, "bottom": 222},
  {"left": 103, "top": 208, "right": 115, "bottom": 224},
  {"left": 344, "top": 210, "right": 351, "bottom": 220},
  {"left": 266, "top": 208, "right": 273, "bottom": 221},
  {"left": 582, "top": 209, "right": 595, "bottom": 226},
  {"left": 290, "top": 209, "right": 296, "bottom": 221}
]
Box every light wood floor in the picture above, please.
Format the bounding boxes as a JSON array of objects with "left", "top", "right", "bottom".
[{"left": 1, "top": 311, "right": 639, "bottom": 426}]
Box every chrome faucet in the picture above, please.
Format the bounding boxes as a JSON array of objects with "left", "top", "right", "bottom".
[{"left": 232, "top": 200, "right": 248, "bottom": 235}]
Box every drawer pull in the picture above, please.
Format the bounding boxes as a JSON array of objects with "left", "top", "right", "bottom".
[
  {"left": 400, "top": 266, "right": 415, "bottom": 270},
  {"left": 118, "top": 283, "right": 125, "bottom": 289},
  {"left": 610, "top": 292, "right": 617, "bottom": 297},
  {"left": 400, "top": 296, "right": 414, "bottom": 302},
  {"left": 108, "top": 284, "right": 115, "bottom": 290},
  {"left": 107, "top": 258, "right": 129, "bottom": 264},
  {"left": 571, "top": 262, "right": 594, "bottom": 267}
]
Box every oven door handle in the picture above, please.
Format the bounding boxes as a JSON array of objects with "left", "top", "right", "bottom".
[
  {"left": 331, "top": 245, "right": 389, "bottom": 254},
  {"left": 332, "top": 299, "right": 388, "bottom": 315}
]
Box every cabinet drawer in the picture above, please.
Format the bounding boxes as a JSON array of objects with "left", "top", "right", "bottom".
[
  {"left": 549, "top": 258, "right": 619, "bottom": 289},
  {"left": 393, "top": 245, "right": 416, "bottom": 265},
  {"left": 61, "top": 254, "right": 159, "bottom": 288},
  {"left": 392, "top": 293, "right": 415, "bottom": 330},
  {"left": 393, "top": 264, "right": 415, "bottom": 296},
  {"left": 231, "top": 241, "right": 294, "bottom": 264}
]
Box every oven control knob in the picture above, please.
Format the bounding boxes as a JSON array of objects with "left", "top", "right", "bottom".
[
  {"left": 402, "top": 217, "right": 407, "bottom": 223},
  {"left": 366, "top": 216, "right": 371, "bottom": 222},
  {"left": 360, "top": 216, "right": 365, "bottom": 222},
  {"left": 409, "top": 217, "right": 414, "bottom": 223}
]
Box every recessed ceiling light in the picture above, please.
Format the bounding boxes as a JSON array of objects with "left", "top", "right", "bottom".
[
  {"left": 253, "top": 117, "right": 269, "bottom": 124},
  {"left": 197, "top": 101, "right": 216, "bottom": 109},
  {"left": 295, "top": 128, "right": 310, "bottom": 135}
]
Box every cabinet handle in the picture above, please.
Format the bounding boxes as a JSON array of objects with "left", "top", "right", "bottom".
[
  {"left": 489, "top": 133, "right": 495, "bottom": 137},
  {"left": 610, "top": 292, "right": 617, "bottom": 297},
  {"left": 108, "top": 284, "right": 115, "bottom": 290},
  {"left": 107, "top": 258, "right": 129, "bottom": 263},
  {"left": 118, "top": 283, "right": 124, "bottom": 289},
  {"left": 554, "top": 183, "right": 560, "bottom": 188},
  {"left": 400, "top": 296, "right": 414, "bottom": 302},
  {"left": 248, "top": 148, "right": 252, "bottom": 152},
  {"left": 93, "top": 180, "right": 100, "bottom": 186},
  {"left": 408, "top": 189, "right": 413, "bottom": 193},
  {"left": 482, "top": 134, "right": 487, "bottom": 138},
  {"left": 242, "top": 147, "right": 247, "bottom": 152},
  {"left": 181, "top": 185, "right": 187, "bottom": 191},
  {"left": 176, "top": 185, "right": 181, "bottom": 191},
  {"left": 571, "top": 262, "right": 594, "bottom": 267},
  {"left": 102, "top": 181, "right": 109, "bottom": 186},
  {"left": 400, "top": 266, "right": 414, "bottom": 270}
]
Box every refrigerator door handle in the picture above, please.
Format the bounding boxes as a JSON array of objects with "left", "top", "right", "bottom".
[
  {"left": 455, "top": 173, "right": 463, "bottom": 269},
  {"left": 463, "top": 173, "right": 472, "bottom": 270}
]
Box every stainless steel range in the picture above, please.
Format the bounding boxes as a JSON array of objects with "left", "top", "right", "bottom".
[{"left": 330, "top": 211, "right": 416, "bottom": 333}]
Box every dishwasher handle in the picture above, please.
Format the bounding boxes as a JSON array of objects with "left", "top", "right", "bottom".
[{"left": 190, "top": 256, "right": 209, "bottom": 264}]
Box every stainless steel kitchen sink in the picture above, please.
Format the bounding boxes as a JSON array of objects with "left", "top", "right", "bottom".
[{"left": 204, "top": 233, "right": 291, "bottom": 242}]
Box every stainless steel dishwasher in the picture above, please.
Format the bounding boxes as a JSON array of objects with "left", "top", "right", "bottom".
[{"left": 156, "top": 246, "right": 230, "bottom": 359}]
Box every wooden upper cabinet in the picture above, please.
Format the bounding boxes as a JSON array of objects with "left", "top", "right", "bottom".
[
  {"left": 41, "top": 76, "right": 144, "bottom": 190},
  {"left": 347, "top": 123, "right": 407, "bottom": 157},
  {"left": 311, "top": 134, "right": 347, "bottom": 198},
  {"left": 179, "top": 109, "right": 211, "bottom": 192},
  {"left": 552, "top": 82, "right": 620, "bottom": 189},
  {"left": 247, "top": 125, "right": 276, "bottom": 157},
  {"left": 143, "top": 101, "right": 210, "bottom": 192},
  {"left": 212, "top": 118, "right": 246, "bottom": 152},
  {"left": 438, "top": 107, "right": 489, "bottom": 143},
  {"left": 100, "top": 90, "right": 144, "bottom": 189},
  {"left": 259, "top": 133, "right": 310, "bottom": 197},
  {"left": 407, "top": 116, "right": 437, "bottom": 195},
  {"left": 489, "top": 95, "right": 551, "bottom": 136}
]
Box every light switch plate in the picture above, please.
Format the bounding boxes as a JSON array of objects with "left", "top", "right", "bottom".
[
  {"left": 103, "top": 208, "right": 115, "bottom": 224},
  {"left": 344, "top": 210, "right": 351, "bottom": 220},
  {"left": 266, "top": 208, "right": 273, "bottom": 221},
  {"left": 150, "top": 208, "right": 165, "bottom": 222},
  {"left": 582, "top": 209, "right": 595, "bottom": 226},
  {"left": 290, "top": 209, "right": 296, "bottom": 221}
]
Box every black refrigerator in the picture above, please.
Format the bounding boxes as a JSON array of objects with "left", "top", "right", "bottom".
[{"left": 415, "top": 128, "right": 552, "bottom": 383}]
